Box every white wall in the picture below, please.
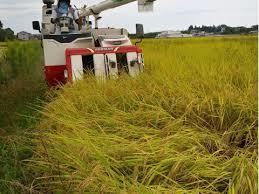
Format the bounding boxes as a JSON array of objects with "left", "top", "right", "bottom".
[{"left": 17, "top": 32, "right": 30, "bottom": 40}]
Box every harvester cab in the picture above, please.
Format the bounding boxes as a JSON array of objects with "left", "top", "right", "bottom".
[{"left": 33, "top": 0, "right": 155, "bottom": 87}]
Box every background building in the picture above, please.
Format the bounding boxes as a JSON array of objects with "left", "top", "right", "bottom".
[
  {"left": 156, "top": 31, "right": 192, "bottom": 38},
  {"left": 17, "top": 31, "right": 31, "bottom": 41}
]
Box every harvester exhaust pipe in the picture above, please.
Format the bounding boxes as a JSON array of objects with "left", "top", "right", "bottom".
[{"left": 135, "top": 23, "right": 144, "bottom": 46}]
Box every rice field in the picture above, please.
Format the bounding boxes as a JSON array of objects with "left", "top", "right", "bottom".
[
  {"left": 23, "top": 36, "right": 258, "bottom": 193},
  {"left": 0, "top": 48, "right": 4, "bottom": 59},
  {"left": 0, "top": 43, "right": 6, "bottom": 60},
  {"left": 0, "top": 42, "right": 46, "bottom": 193}
]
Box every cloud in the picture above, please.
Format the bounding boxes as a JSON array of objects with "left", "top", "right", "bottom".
[
  {"left": 175, "top": 9, "right": 218, "bottom": 15},
  {"left": 0, "top": 0, "right": 257, "bottom": 33}
]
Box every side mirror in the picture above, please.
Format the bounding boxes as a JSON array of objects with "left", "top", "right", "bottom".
[
  {"left": 136, "top": 24, "right": 144, "bottom": 38},
  {"left": 32, "top": 21, "right": 41, "bottom": 32}
]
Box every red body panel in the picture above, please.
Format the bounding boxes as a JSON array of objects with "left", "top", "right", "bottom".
[
  {"left": 65, "top": 46, "right": 142, "bottom": 56},
  {"left": 44, "top": 65, "right": 67, "bottom": 87},
  {"left": 45, "top": 46, "right": 142, "bottom": 87}
]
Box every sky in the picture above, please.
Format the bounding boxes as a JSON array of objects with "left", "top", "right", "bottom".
[{"left": 0, "top": 0, "right": 257, "bottom": 33}]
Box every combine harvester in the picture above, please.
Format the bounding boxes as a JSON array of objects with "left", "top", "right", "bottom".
[{"left": 33, "top": 0, "right": 156, "bottom": 87}]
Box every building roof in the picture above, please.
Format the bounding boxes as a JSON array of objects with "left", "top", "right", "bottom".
[{"left": 17, "top": 31, "right": 31, "bottom": 35}]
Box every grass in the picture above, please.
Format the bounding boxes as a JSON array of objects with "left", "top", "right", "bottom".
[
  {"left": 0, "top": 41, "right": 46, "bottom": 193},
  {"left": 0, "top": 41, "right": 46, "bottom": 129},
  {"left": 0, "top": 44, "right": 7, "bottom": 80},
  {"left": 25, "top": 36, "right": 258, "bottom": 193},
  {"left": 0, "top": 45, "right": 6, "bottom": 59}
]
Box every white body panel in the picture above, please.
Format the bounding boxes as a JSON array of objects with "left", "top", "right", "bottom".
[
  {"left": 100, "top": 35, "right": 131, "bottom": 47},
  {"left": 92, "top": 28, "right": 128, "bottom": 37},
  {"left": 105, "top": 53, "right": 118, "bottom": 78},
  {"left": 43, "top": 37, "right": 93, "bottom": 66},
  {"left": 94, "top": 54, "right": 106, "bottom": 79},
  {"left": 127, "top": 52, "right": 140, "bottom": 76},
  {"left": 71, "top": 55, "right": 84, "bottom": 81}
]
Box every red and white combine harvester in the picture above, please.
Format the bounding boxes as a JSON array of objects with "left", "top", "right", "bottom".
[{"left": 33, "top": 0, "right": 156, "bottom": 87}]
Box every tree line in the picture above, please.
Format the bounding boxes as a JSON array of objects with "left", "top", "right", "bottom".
[
  {"left": 130, "top": 24, "right": 258, "bottom": 38},
  {"left": 182, "top": 24, "right": 258, "bottom": 35},
  {"left": 0, "top": 20, "right": 15, "bottom": 42}
]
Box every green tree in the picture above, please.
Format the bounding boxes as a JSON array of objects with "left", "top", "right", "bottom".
[
  {"left": 0, "top": 29, "right": 6, "bottom": 41},
  {"left": 251, "top": 25, "right": 258, "bottom": 31},
  {"left": 4, "top": 28, "right": 15, "bottom": 40},
  {"left": 0, "top": 21, "right": 15, "bottom": 41},
  {"left": 188, "top": 25, "right": 194, "bottom": 32}
]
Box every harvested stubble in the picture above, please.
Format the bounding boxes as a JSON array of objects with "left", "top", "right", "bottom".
[{"left": 27, "top": 36, "right": 258, "bottom": 193}]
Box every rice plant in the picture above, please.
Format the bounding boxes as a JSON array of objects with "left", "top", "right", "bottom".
[
  {"left": 5, "top": 41, "right": 43, "bottom": 79},
  {"left": 0, "top": 41, "right": 46, "bottom": 193},
  {"left": 0, "top": 44, "right": 7, "bottom": 83},
  {"left": 27, "top": 36, "right": 258, "bottom": 193},
  {"left": 0, "top": 41, "right": 46, "bottom": 128}
]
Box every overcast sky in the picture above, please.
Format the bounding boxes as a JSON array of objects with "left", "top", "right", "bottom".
[{"left": 0, "top": 0, "right": 257, "bottom": 33}]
